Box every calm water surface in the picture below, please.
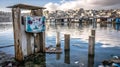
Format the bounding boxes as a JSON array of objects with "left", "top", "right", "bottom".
[{"left": 0, "top": 22, "right": 120, "bottom": 67}]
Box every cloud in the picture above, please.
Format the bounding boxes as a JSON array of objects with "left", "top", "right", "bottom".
[
  {"left": 44, "top": 2, "right": 60, "bottom": 11},
  {"left": 90, "top": 0, "right": 120, "bottom": 6},
  {"left": 60, "top": 0, "right": 66, "bottom": 3},
  {"left": 44, "top": 0, "right": 120, "bottom": 11}
]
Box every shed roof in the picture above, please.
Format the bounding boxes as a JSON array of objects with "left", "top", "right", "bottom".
[{"left": 7, "top": 4, "right": 46, "bottom": 10}]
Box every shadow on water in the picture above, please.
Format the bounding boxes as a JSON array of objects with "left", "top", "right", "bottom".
[
  {"left": 88, "top": 55, "right": 95, "bottom": 67},
  {"left": 113, "top": 23, "right": 120, "bottom": 31},
  {"left": 64, "top": 50, "right": 70, "bottom": 64}
]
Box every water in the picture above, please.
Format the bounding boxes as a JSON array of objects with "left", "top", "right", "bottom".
[{"left": 0, "top": 22, "right": 120, "bottom": 67}]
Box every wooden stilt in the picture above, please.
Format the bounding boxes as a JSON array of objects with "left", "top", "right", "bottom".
[
  {"left": 88, "top": 36, "right": 95, "bottom": 55},
  {"left": 56, "top": 32, "right": 61, "bottom": 50},
  {"left": 12, "top": 8, "right": 23, "bottom": 61},
  {"left": 64, "top": 34, "right": 70, "bottom": 50}
]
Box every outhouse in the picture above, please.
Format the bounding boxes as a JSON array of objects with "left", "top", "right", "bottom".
[{"left": 7, "top": 4, "right": 46, "bottom": 61}]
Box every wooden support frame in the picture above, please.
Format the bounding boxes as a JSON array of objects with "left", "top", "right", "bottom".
[
  {"left": 9, "top": 4, "right": 46, "bottom": 61},
  {"left": 12, "top": 8, "right": 24, "bottom": 61}
]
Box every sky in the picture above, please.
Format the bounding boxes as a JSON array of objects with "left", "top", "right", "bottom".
[{"left": 0, "top": 0, "right": 120, "bottom": 12}]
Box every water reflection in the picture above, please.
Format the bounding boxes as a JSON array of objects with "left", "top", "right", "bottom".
[
  {"left": 47, "top": 22, "right": 120, "bottom": 47},
  {"left": 56, "top": 53, "right": 61, "bottom": 60},
  {"left": 64, "top": 50, "right": 70, "bottom": 64},
  {"left": 88, "top": 55, "right": 95, "bottom": 67},
  {"left": 1, "top": 21, "right": 120, "bottom": 67},
  {"left": 114, "top": 24, "right": 120, "bottom": 31}
]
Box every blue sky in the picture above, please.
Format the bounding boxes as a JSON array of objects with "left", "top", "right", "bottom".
[{"left": 0, "top": 0, "right": 120, "bottom": 12}]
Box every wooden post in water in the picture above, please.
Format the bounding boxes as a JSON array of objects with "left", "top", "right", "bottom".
[
  {"left": 39, "top": 32, "right": 46, "bottom": 52},
  {"left": 88, "top": 36, "right": 95, "bottom": 55},
  {"left": 56, "top": 32, "right": 61, "bottom": 50},
  {"left": 89, "top": 29, "right": 96, "bottom": 55},
  {"left": 12, "top": 8, "right": 24, "bottom": 61},
  {"left": 64, "top": 34, "right": 70, "bottom": 50}
]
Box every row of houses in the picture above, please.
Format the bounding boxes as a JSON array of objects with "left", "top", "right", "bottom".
[{"left": 43, "top": 8, "right": 120, "bottom": 23}]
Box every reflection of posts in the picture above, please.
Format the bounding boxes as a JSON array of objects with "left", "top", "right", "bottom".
[
  {"left": 92, "top": 18, "right": 97, "bottom": 28},
  {"left": 64, "top": 34, "right": 70, "bottom": 50},
  {"left": 115, "top": 24, "right": 120, "bottom": 31},
  {"left": 56, "top": 53, "right": 61, "bottom": 60},
  {"left": 56, "top": 32, "right": 61, "bottom": 50},
  {"left": 91, "top": 29, "right": 95, "bottom": 37},
  {"left": 64, "top": 50, "right": 70, "bottom": 64},
  {"left": 88, "top": 55, "right": 94, "bottom": 67}
]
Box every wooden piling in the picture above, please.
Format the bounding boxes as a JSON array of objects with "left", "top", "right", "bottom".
[
  {"left": 39, "top": 32, "right": 45, "bottom": 52},
  {"left": 26, "top": 33, "right": 32, "bottom": 55},
  {"left": 56, "top": 32, "right": 61, "bottom": 50},
  {"left": 88, "top": 36, "right": 95, "bottom": 55},
  {"left": 12, "top": 8, "right": 24, "bottom": 61},
  {"left": 64, "top": 34, "right": 70, "bottom": 50}
]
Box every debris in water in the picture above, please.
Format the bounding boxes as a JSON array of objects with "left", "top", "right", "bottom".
[
  {"left": 100, "top": 55, "right": 120, "bottom": 67},
  {"left": 113, "top": 56, "right": 119, "bottom": 59},
  {"left": 112, "top": 63, "right": 120, "bottom": 67},
  {"left": 98, "top": 65, "right": 104, "bottom": 67},
  {"left": 74, "top": 61, "right": 79, "bottom": 64}
]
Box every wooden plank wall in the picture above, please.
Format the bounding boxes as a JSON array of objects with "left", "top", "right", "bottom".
[
  {"left": 31, "top": 9, "right": 45, "bottom": 52},
  {"left": 12, "top": 8, "right": 45, "bottom": 61},
  {"left": 12, "top": 8, "right": 24, "bottom": 61}
]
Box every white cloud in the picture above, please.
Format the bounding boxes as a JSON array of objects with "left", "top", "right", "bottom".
[
  {"left": 44, "top": 2, "right": 60, "bottom": 11},
  {"left": 44, "top": 0, "right": 120, "bottom": 11},
  {"left": 60, "top": 0, "right": 66, "bottom": 3}
]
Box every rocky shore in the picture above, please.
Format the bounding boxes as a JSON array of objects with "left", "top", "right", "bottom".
[
  {"left": 0, "top": 51, "right": 15, "bottom": 67},
  {"left": 0, "top": 51, "right": 46, "bottom": 67}
]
